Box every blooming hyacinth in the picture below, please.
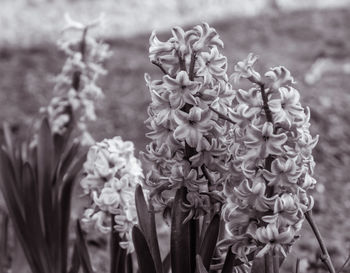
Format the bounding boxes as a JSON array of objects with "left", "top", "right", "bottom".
[
  {"left": 222, "top": 55, "right": 319, "bottom": 264},
  {"left": 80, "top": 136, "right": 144, "bottom": 253},
  {"left": 41, "top": 15, "right": 112, "bottom": 145},
  {"left": 141, "top": 23, "right": 236, "bottom": 220}
]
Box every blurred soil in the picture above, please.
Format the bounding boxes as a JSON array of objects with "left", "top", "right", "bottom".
[{"left": 1, "top": 7, "right": 350, "bottom": 273}]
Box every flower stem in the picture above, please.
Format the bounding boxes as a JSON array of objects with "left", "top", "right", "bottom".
[
  {"left": 256, "top": 81, "right": 275, "bottom": 197},
  {"left": 208, "top": 106, "right": 236, "bottom": 125},
  {"left": 72, "top": 27, "right": 88, "bottom": 91},
  {"left": 201, "top": 165, "right": 214, "bottom": 187},
  {"left": 305, "top": 210, "right": 336, "bottom": 273},
  {"left": 189, "top": 52, "right": 197, "bottom": 81},
  {"left": 336, "top": 253, "right": 350, "bottom": 273},
  {"left": 273, "top": 253, "right": 280, "bottom": 273},
  {"left": 151, "top": 60, "right": 169, "bottom": 75},
  {"left": 258, "top": 82, "right": 273, "bottom": 124},
  {"left": 295, "top": 258, "right": 300, "bottom": 273},
  {"left": 265, "top": 253, "right": 274, "bottom": 273}
]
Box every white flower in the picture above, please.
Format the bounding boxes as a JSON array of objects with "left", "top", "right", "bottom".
[{"left": 80, "top": 137, "right": 144, "bottom": 253}]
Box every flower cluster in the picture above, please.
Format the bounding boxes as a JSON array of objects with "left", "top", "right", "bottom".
[
  {"left": 80, "top": 136, "right": 143, "bottom": 253},
  {"left": 41, "top": 15, "right": 112, "bottom": 145},
  {"left": 141, "top": 23, "right": 236, "bottom": 220},
  {"left": 222, "top": 56, "right": 319, "bottom": 261}
]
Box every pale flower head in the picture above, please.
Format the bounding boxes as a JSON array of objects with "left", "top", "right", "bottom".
[{"left": 80, "top": 136, "right": 144, "bottom": 253}]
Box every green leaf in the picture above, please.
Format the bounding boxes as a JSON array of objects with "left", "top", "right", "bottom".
[
  {"left": 222, "top": 247, "right": 256, "bottom": 273},
  {"left": 148, "top": 201, "right": 162, "bottom": 273},
  {"left": 251, "top": 255, "right": 266, "bottom": 273},
  {"left": 75, "top": 221, "right": 94, "bottom": 273},
  {"left": 134, "top": 184, "right": 162, "bottom": 273},
  {"left": 0, "top": 212, "right": 9, "bottom": 273},
  {"left": 126, "top": 253, "right": 133, "bottom": 273},
  {"left": 135, "top": 184, "right": 151, "bottom": 235},
  {"left": 57, "top": 141, "right": 80, "bottom": 183},
  {"left": 132, "top": 226, "right": 157, "bottom": 273},
  {"left": 199, "top": 213, "right": 220, "bottom": 271},
  {"left": 21, "top": 162, "right": 52, "bottom": 272},
  {"left": 36, "top": 118, "right": 55, "bottom": 257},
  {"left": 110, "top": 215, "right": 124, "bottom": 273},
  {"left": 0, "top": 152, "right": 45, "bottom": 273},
  {"left": 68, "top": 243, "right": 80, "bottom": 273},
  {"left": 58, "top": 163, "right": 83, "bottom": 273},
  {"left": 2, "top": 123, "right": 14, "bottom": 160},
  {"left": 0, "top": 150, "right": 24, "bottom": 220},
  {"left": 196, "top": 255, "right": 209, "bottom": 273},
  {"left": 162, "top": 252, "right": 171, "bottom": 273},
  {"left": 221, "top": 247, "right": 235, "bottom": 273},
  {"left": 170, "top": 187, "right": 191, "bottom": 273}
]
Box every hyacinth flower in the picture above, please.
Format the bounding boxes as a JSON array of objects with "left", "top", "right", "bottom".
[
  {"left": 142, "top": 22, "right": 235, "bottom": 222},
  {"left": 135, "top": 23, "right": 242, "bottom": 273},
  {"left": 41, "top": 14, "right": 112, "bottom": 145},
  {"left": 221, "top": 54, "right": 336, "bottom": 273},
  {"left": 80, "top": 136, "right": 144, "bottom": 272}
]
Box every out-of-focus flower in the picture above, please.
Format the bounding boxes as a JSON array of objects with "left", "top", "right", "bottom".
[
  {"left": 42, "top": 15, "right": 112, "bottom": 144},
  {"left": 81, "top": 137, "right": 143, "bottom": 253}
]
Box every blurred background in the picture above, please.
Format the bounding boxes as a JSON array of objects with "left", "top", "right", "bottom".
[{"left": 1, "top": 0, "right": 350, "bottom": 272}]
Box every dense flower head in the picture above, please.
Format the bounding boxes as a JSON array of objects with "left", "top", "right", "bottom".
[
  {"left": 80, "top": 136, "right": 144, "bottom": 253},
  {"left": 41, "top": 15, "right": 112, "bottom": 145},
  {"left": 142, "top": 23, "right": 234, "bottom": 219},
  {"left": 222, "top": 54, "right": 318, "bottom": 262}
]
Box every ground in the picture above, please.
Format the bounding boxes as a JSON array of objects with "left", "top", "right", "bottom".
[{"left": 1, "top": 5, "right": 350, "bottom": 273}]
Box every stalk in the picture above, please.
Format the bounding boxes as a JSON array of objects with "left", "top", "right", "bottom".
[{"left": 305, "top": 211, "right": 336, "bottom": 273}]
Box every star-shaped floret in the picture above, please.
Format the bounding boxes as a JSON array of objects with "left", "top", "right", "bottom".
[
  {"left": 265, "top": 66, "right": 296, "bottom": 91},
  {"left": 173, "top": 107, "right": 213, "bottom": 151},
  {"left": 192, "top": 23, "right": 224, "bottom": 52},
  {"left": 190, "top": 138, "right": 228, "bottom": 172},
  {"left": 262, "top": 157, "right": 302, "bottom": 187},
  {"left": 262, "top": 194, "right": 302, "bottom": 227},
  {"left": 150, "top": 90, "right": 181, "bottom": 125},
  {"left": 163, "top": 71, "right": 201, "bottom": 106},
  {"left": 169, "top": 162, "right": 206, "bottom": 192},
  {"left": 245, "top": 122, "right": 287, "bottom": 158},
  {"left": 149, "top": 31, "right": 174, "bottom": 61},
  {"left": 231, "top": 53, "right": 261, "bottom": 83},
  {"left": 196, "top": 46, "right": 228, "bottom": 85},
  {"left": 234, "top": 178, "right": 277, "bottom": 212},
  {"left": 146, "top": 122, "right": 180, "bottom": 149},
  {"left": 170, "top": 26, "right": 197, "bottom": 58},
  {"left": 268, "top": 87, "right": 304, "bottom": 126},
  {"left": 255, "top": 222, "right": 294, "bottom": 258}
]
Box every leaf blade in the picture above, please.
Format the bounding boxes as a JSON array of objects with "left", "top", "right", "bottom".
[
  {"left": 75, "top": 221, "right": 94, "bottom": 273},
  {"left": 199, "top": 213, "right": 220, "bottom": 271},
  {"left": 132, "top": 226, "right": 157, "bottom": 273}
]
